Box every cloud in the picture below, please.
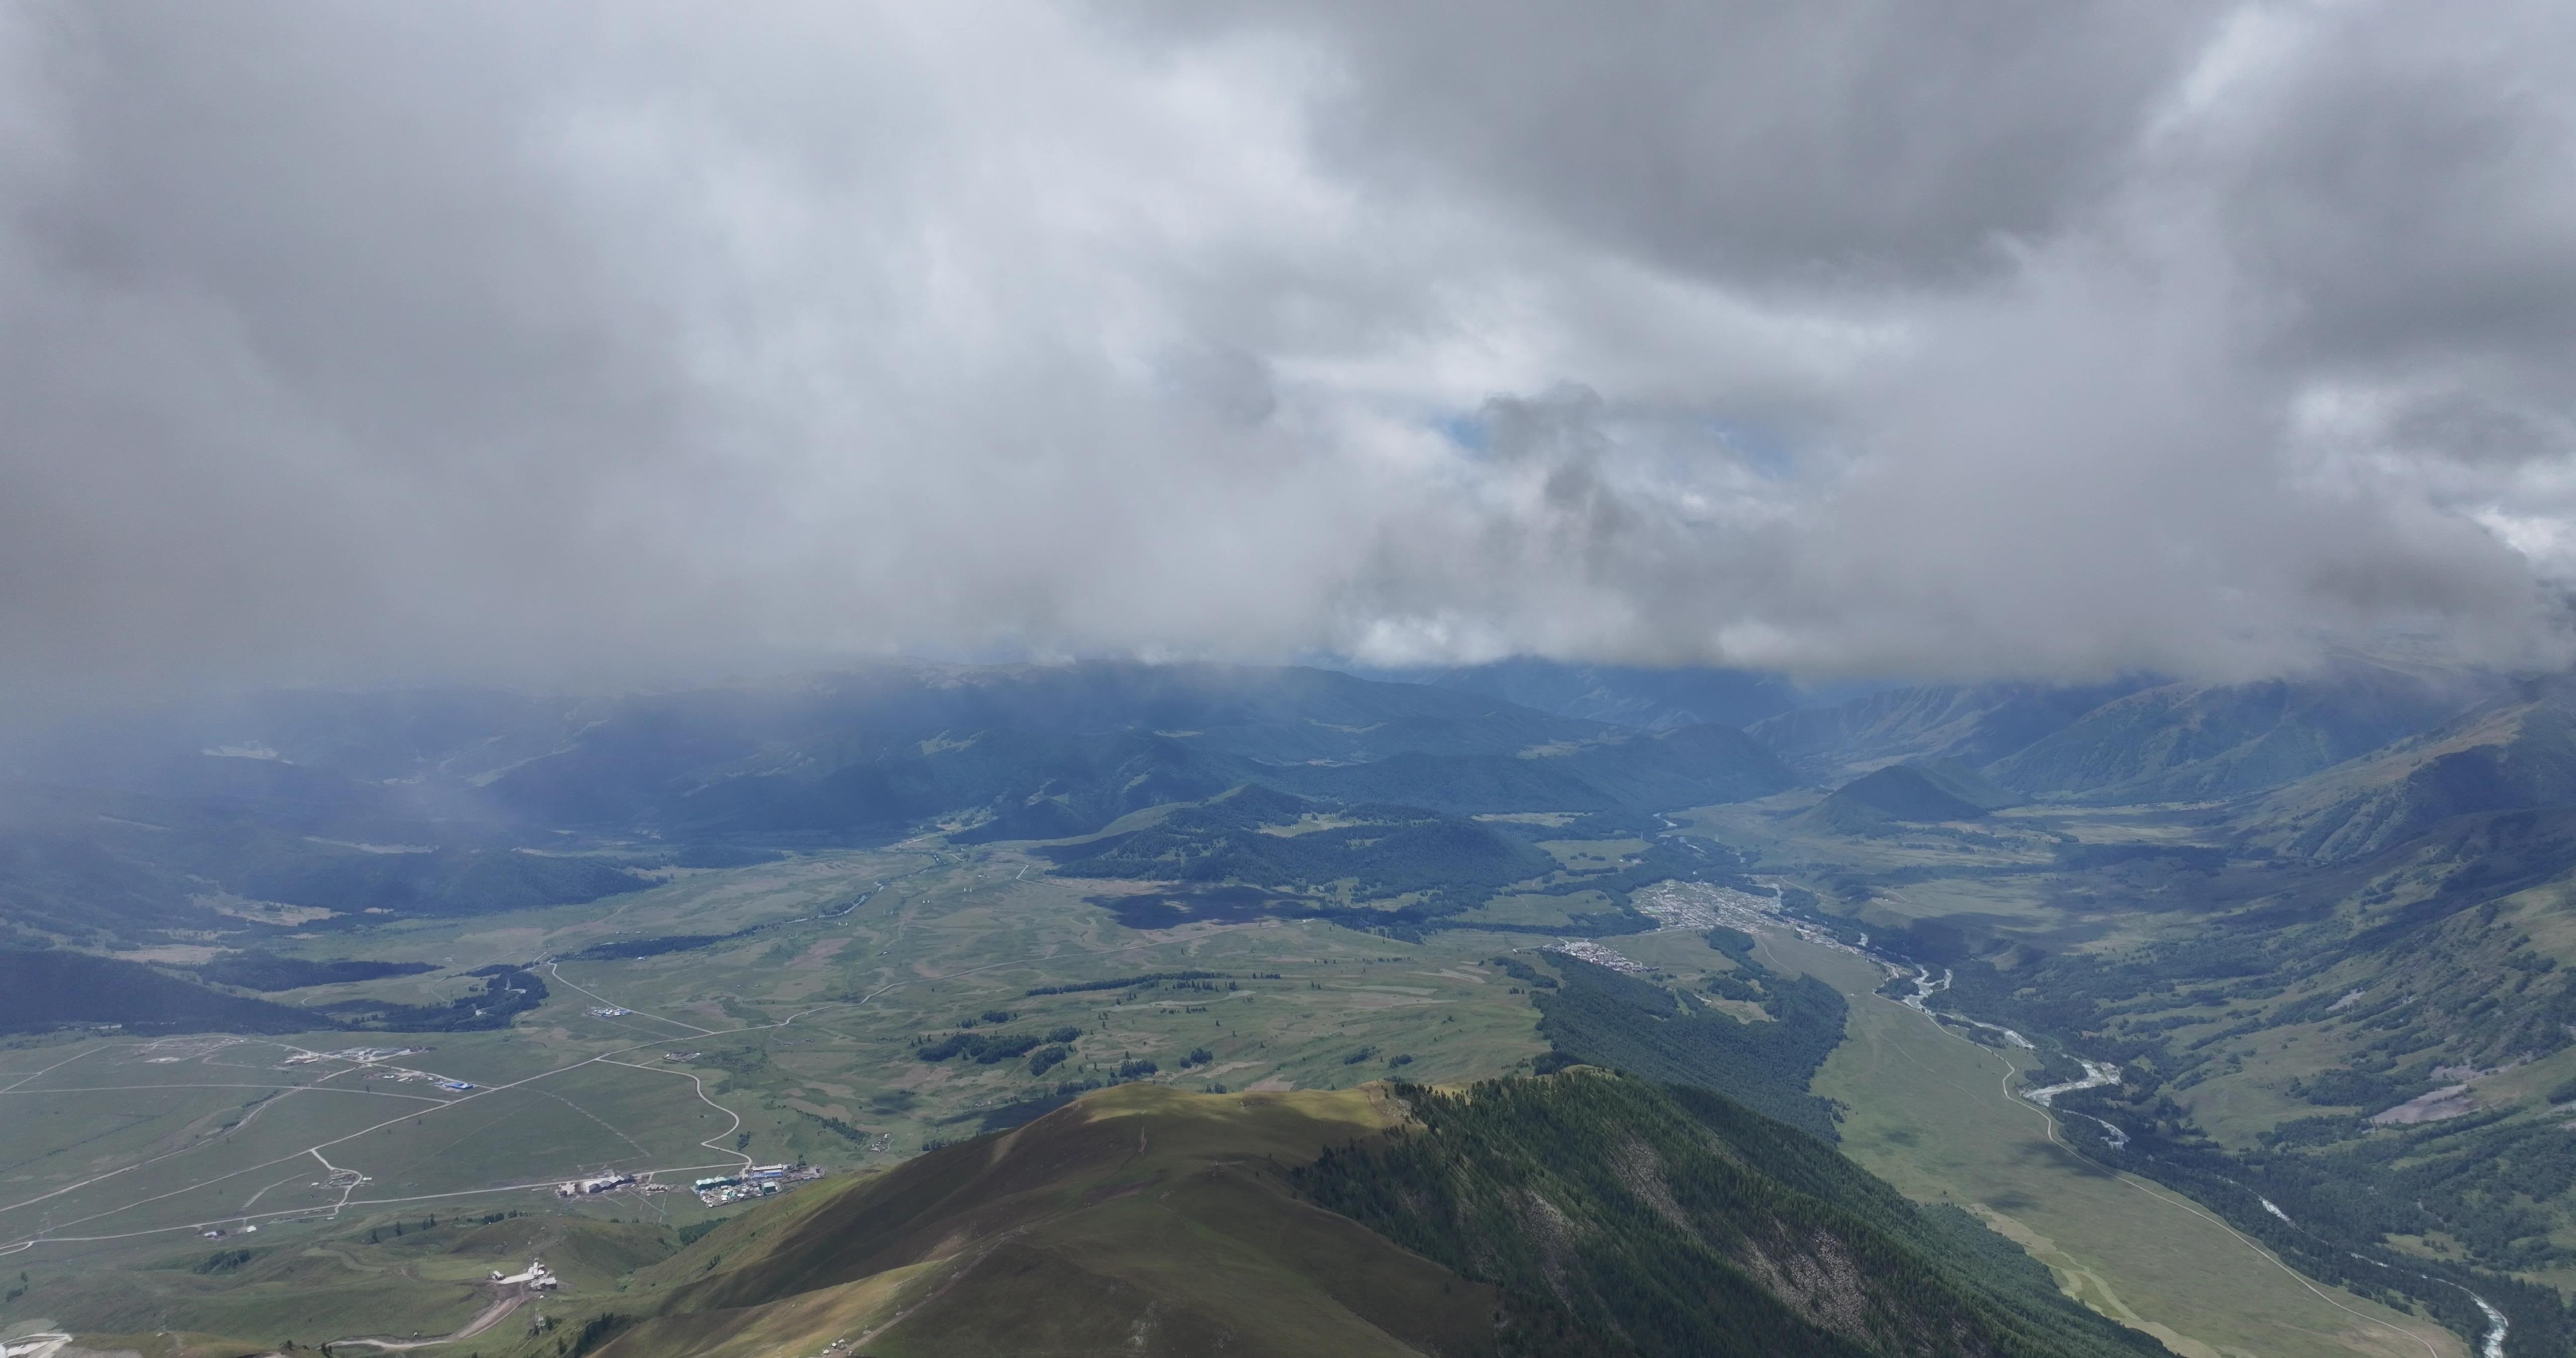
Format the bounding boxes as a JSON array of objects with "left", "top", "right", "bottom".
[{"left": 1, "top": 0, "right": 2572, "bottom": 701}]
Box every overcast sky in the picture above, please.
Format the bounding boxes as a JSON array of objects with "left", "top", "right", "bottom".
[{"left": 7, "top": 1, "right": 2576, "bottom": 697}]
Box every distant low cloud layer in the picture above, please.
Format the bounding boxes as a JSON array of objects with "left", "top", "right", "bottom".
[{"left": 7, "top": 1, "right": 2576, "bottom": 694}]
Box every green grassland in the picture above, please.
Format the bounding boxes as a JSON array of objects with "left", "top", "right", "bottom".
[{"left": 5, "top": 826, "right": 1708, "bottom": 1344}]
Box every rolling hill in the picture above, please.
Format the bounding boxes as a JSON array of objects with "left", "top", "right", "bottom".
[{"left": 1801, "top": 759, "right": 2022, "bottom": 836}]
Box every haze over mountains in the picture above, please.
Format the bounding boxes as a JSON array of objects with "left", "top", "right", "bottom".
[{"left": 11, "top": 654, "right": 2574, "bottom": 953}]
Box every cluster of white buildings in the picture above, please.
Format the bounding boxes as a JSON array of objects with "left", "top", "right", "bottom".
[
  {"left": 694, "top": 1163, "right": 807, "bottom": 1205},
  {"left": 1542, "top": 939, "right": 1650, "bottom": 974},
  {"left": 555, "top": 1172, "right": 637, "bottom": 1197}
]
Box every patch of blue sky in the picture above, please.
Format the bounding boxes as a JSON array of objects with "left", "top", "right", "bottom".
[
  {"left": 1434, "top": 410, "right": 1490, "bottom": 454},
  {"left": 1702, "top": 417, "right": 1797, "bottom": 479}
]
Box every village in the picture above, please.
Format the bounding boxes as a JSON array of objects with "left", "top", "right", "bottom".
[{"left": 549, "top": 1162, "right": 824, "bottom": 1205}]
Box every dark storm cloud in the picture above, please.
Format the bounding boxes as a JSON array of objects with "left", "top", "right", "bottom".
[{"left": 3, "top": 0, "right": 2574, "bottom": 699}]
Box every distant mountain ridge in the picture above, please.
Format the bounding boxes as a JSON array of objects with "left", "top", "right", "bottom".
[
  {"left": 1746, "top": 680, "right": 2151, "bottom": 781},
  {"left": 0, "top": 663, "right": 1796, "bottom": 948},
  {"left": 1746, "top": 662, "right": 2492, "bottom": 804},
  {"left": 1392, "top": 657, "right": 1808, "bottom": 731}
]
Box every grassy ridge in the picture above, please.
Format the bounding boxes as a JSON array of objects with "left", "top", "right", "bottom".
[
  {"left": 590, "top": 1084, "right": 1504, "bottom": 1358},
  {"left": 551, "top": 1079, "right": 2163, "bottom": 1358}
]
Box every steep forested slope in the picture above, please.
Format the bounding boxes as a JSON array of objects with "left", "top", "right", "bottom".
[
  {"left": 1297, "top": 1076, "right": 2164, "bottom": 1358},
  {"left": 1532, "top": 947, "right": 1848, "bottom": 1138}
]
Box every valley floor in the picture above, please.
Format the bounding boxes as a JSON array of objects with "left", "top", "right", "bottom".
[{"left": 1794, "top": 930, "right": 2465, "bottom": 1358}]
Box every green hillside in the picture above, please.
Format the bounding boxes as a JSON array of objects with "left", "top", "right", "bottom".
[
  {"left": 1532, "top": 947, "right": 1848, "bottom": 1138},
  {"left": 442, "top": 1079, "right": 2169, "bottom": 1358}
]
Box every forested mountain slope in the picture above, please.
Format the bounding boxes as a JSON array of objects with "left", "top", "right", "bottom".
[{"left": 1301, "top": 1076, "right": 2163, "bottom": 1358}]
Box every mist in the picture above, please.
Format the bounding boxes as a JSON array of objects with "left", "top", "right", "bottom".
[{"left": 6, "top": 1, "right": 2575, "bottom": 701}]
